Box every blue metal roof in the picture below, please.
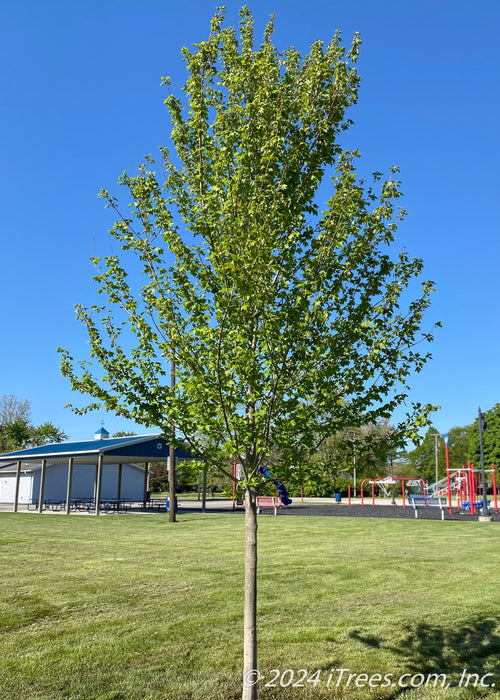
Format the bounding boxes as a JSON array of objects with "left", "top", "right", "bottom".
[{"left": 0, "top": 435, "right": 196, "bottom": 463}]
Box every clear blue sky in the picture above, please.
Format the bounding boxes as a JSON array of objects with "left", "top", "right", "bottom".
[{"left": 1, "top": 0, "right": 499, "bottom": 441}]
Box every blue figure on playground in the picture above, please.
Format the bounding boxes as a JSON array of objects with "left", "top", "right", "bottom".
[{"left": 258, "top": 467, "right": 292, "bottom": 506}]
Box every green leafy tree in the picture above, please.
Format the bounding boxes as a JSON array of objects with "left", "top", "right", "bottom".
[
  {"left": 0, "top": 418, "right": 32, "bottom": 452},
  {"left": 149, "top": 462, "right": 170, "bottom": 493},
  {"left": 0, "top": 395, "right": 67, "bottom": 452},
  {"left": 390, "top": 448, "right": 419, "bottom": 479},
  {"left": 407, "top": 423, "right": 474, "bottom": 484},
  {"left": 339, "top": 420, "right": 396, "bottom": 477},
  {"left": 469, "top": 404, "right": 500, "bottom": 469},
  {"left": 447, "top": 424, "right": 472, "bottom": 471},
  {"left": 406, "top": 426, "right": 445, "bottom": 483},
  {"left": 306, "top": 419, "right": 397, "bottom": 494},
  {"left": 58, "top": 9, "right": 437, "bottom": 697},
  {"left": 27, "top": 422, "right": 68, "bottom": 447}
]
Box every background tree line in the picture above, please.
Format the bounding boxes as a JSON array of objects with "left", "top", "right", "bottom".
[
  {"left": 0, "top": 395, "right": 67, "bottom": 453},
  {"left": 3, "top": 392, "right": 497, "bottom": 494},
  {"left": 404, "top": 404, "right": 500, "bottom": 484}
]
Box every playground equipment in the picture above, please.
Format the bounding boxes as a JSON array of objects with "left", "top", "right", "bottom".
[
  {"left": 410, "top": 494, "right": 447, "bottom": 519},
  {"left": 359, "top": 467, "right": 498, "bottom": 515},
  {"left": 360, "top": 477, "right": 427, "bottom": 508},
  {"left": 426, "top": 463, "right": 497, "bottom": 515},
  {"left": 359, "top": 429, "right": 497, "bottom": 517},
  {"left": 232, "top": 460, "right": 292, "bottom": 508},
  {"left": 440, "top": 432, "right": 497, "bottom": 515},
  {"left": 258, "top": 467, "right": 292, "bottom": 505},
  {"left": 453, "top": 463, "right": 497, "bottom": 515},
  {"left": 427, "top": 474, "right": 458, "bottom": 498}
]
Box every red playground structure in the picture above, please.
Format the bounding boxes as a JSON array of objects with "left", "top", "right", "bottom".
[
  {"left": 447, "top": 463, "right": 498, "bottom": 515},
  {"left": 360, "top": 477, "right": 427, "bottom": 508}
]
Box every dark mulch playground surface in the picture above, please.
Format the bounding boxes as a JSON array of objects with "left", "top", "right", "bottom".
[
  {"left": 274, "top": 503, "right": 499, "bottom": 522},
  {"left": 182, "top": 502, "right": 499, "bottom": 522}
]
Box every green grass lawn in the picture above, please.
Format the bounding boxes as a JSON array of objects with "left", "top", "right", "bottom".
[{"left": 0, "top": 513, "right": 498, "bottom": 700}]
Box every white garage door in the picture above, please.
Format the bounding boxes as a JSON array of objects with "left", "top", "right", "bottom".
[
  {"left": 0, "top": 475, "right": 32, "bottom": 503},
  {"left": 0, "top": 477, "right": 15, "bottom": 503}
]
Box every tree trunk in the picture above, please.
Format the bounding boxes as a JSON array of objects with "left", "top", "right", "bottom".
[
  {"left": 242, "top": 485, "right": 258, "bottom": 700},
  {"left": 169, "top": 351, "right": 176, "bottom": 522}
]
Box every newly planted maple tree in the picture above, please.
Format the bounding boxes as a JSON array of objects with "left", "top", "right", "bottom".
[{"left": 59, "top": 9, "right": 437, "bottom": 698}]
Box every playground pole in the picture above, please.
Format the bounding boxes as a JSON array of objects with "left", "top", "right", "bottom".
[
  {"left": 478, "top": 407, "right": 490, "bottom": 515},
  {"left": 492, "top": 464, "right": 498, "bottom": 513},
  {"left": 444, "top": 433, "right": 452, "bottom": 513},
  {"left": 469, "top": 464, "right": 476, "bottom": 514},
  {"left": 466, "top": 464, "right": 471, "bottom": 511},
  {"left": 353, "top": 439, "right": 357, "bottom": 499},
  {"left": 348, "top": 485, "right": 351, "bottom": 508},
  {"left": 467, "top": 471, "right": 470, "bottom": 504},
  {"left": 401, "top": 479, "right": 405, "bottom": 508},
  {"left": 360, "top": 479, "right": 372, "bottom": 507},
  {"left": 474, "top": 468, "right": 479, "bottom": 512}
]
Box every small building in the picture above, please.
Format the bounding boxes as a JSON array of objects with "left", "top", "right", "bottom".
[
  {"left": 0, "top": 460, "right": 146, "bottom": 504},
  {"left": 0, "top": 429, "right": 193, "bottom": 515}
]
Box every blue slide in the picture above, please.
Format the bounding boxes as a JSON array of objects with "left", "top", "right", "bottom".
[{"left": 258, "top": 467, "right": 292, "bottom": 506}]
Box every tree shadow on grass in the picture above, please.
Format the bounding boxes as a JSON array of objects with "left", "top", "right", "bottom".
[{"left": 349, "top": 616, "right": 500, "bottom": 698}]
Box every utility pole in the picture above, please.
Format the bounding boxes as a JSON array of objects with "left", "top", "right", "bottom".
[
  {"left": 478, "top": 407, "right": 490, "bottom": 516},
  {"left": 433, "top": 433, "right": 442, "bottom": 484},
  {"left": 353, "top": 441, "right": 357, "bottom": 499},
  {"left": 169, "top": 350, "right": 176, "bottom": 523}
]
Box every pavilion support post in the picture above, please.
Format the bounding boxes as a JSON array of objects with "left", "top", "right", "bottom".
[
  {"left": 13, "top": 461, "right": 21, "bottom": 513},
  {"left": 142, "top": 463, "right": 149, "bottom": 509},
  {"left": 93, "top": 465, "right": 98, "bottom": 501},
  {"left": 38, "top": 459, "right": 47, "bottom": 513},
  {"left": 95, "top": 455, "right": 103, "bottom": 516},
  {"left": 117, "top": 464, "right": 122, "bottom": 500},
  {"left": 65, "top": 458, "right": 74, "bottom": 515}
]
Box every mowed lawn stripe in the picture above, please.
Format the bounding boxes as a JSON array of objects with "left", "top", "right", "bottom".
[{"left": 0, "top": 513, "right": 498, "bottom": 699}]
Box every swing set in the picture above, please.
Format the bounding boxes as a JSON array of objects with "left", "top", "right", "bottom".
[{"left": 360, "top": 477, "right": 427, "bottom": 508}]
